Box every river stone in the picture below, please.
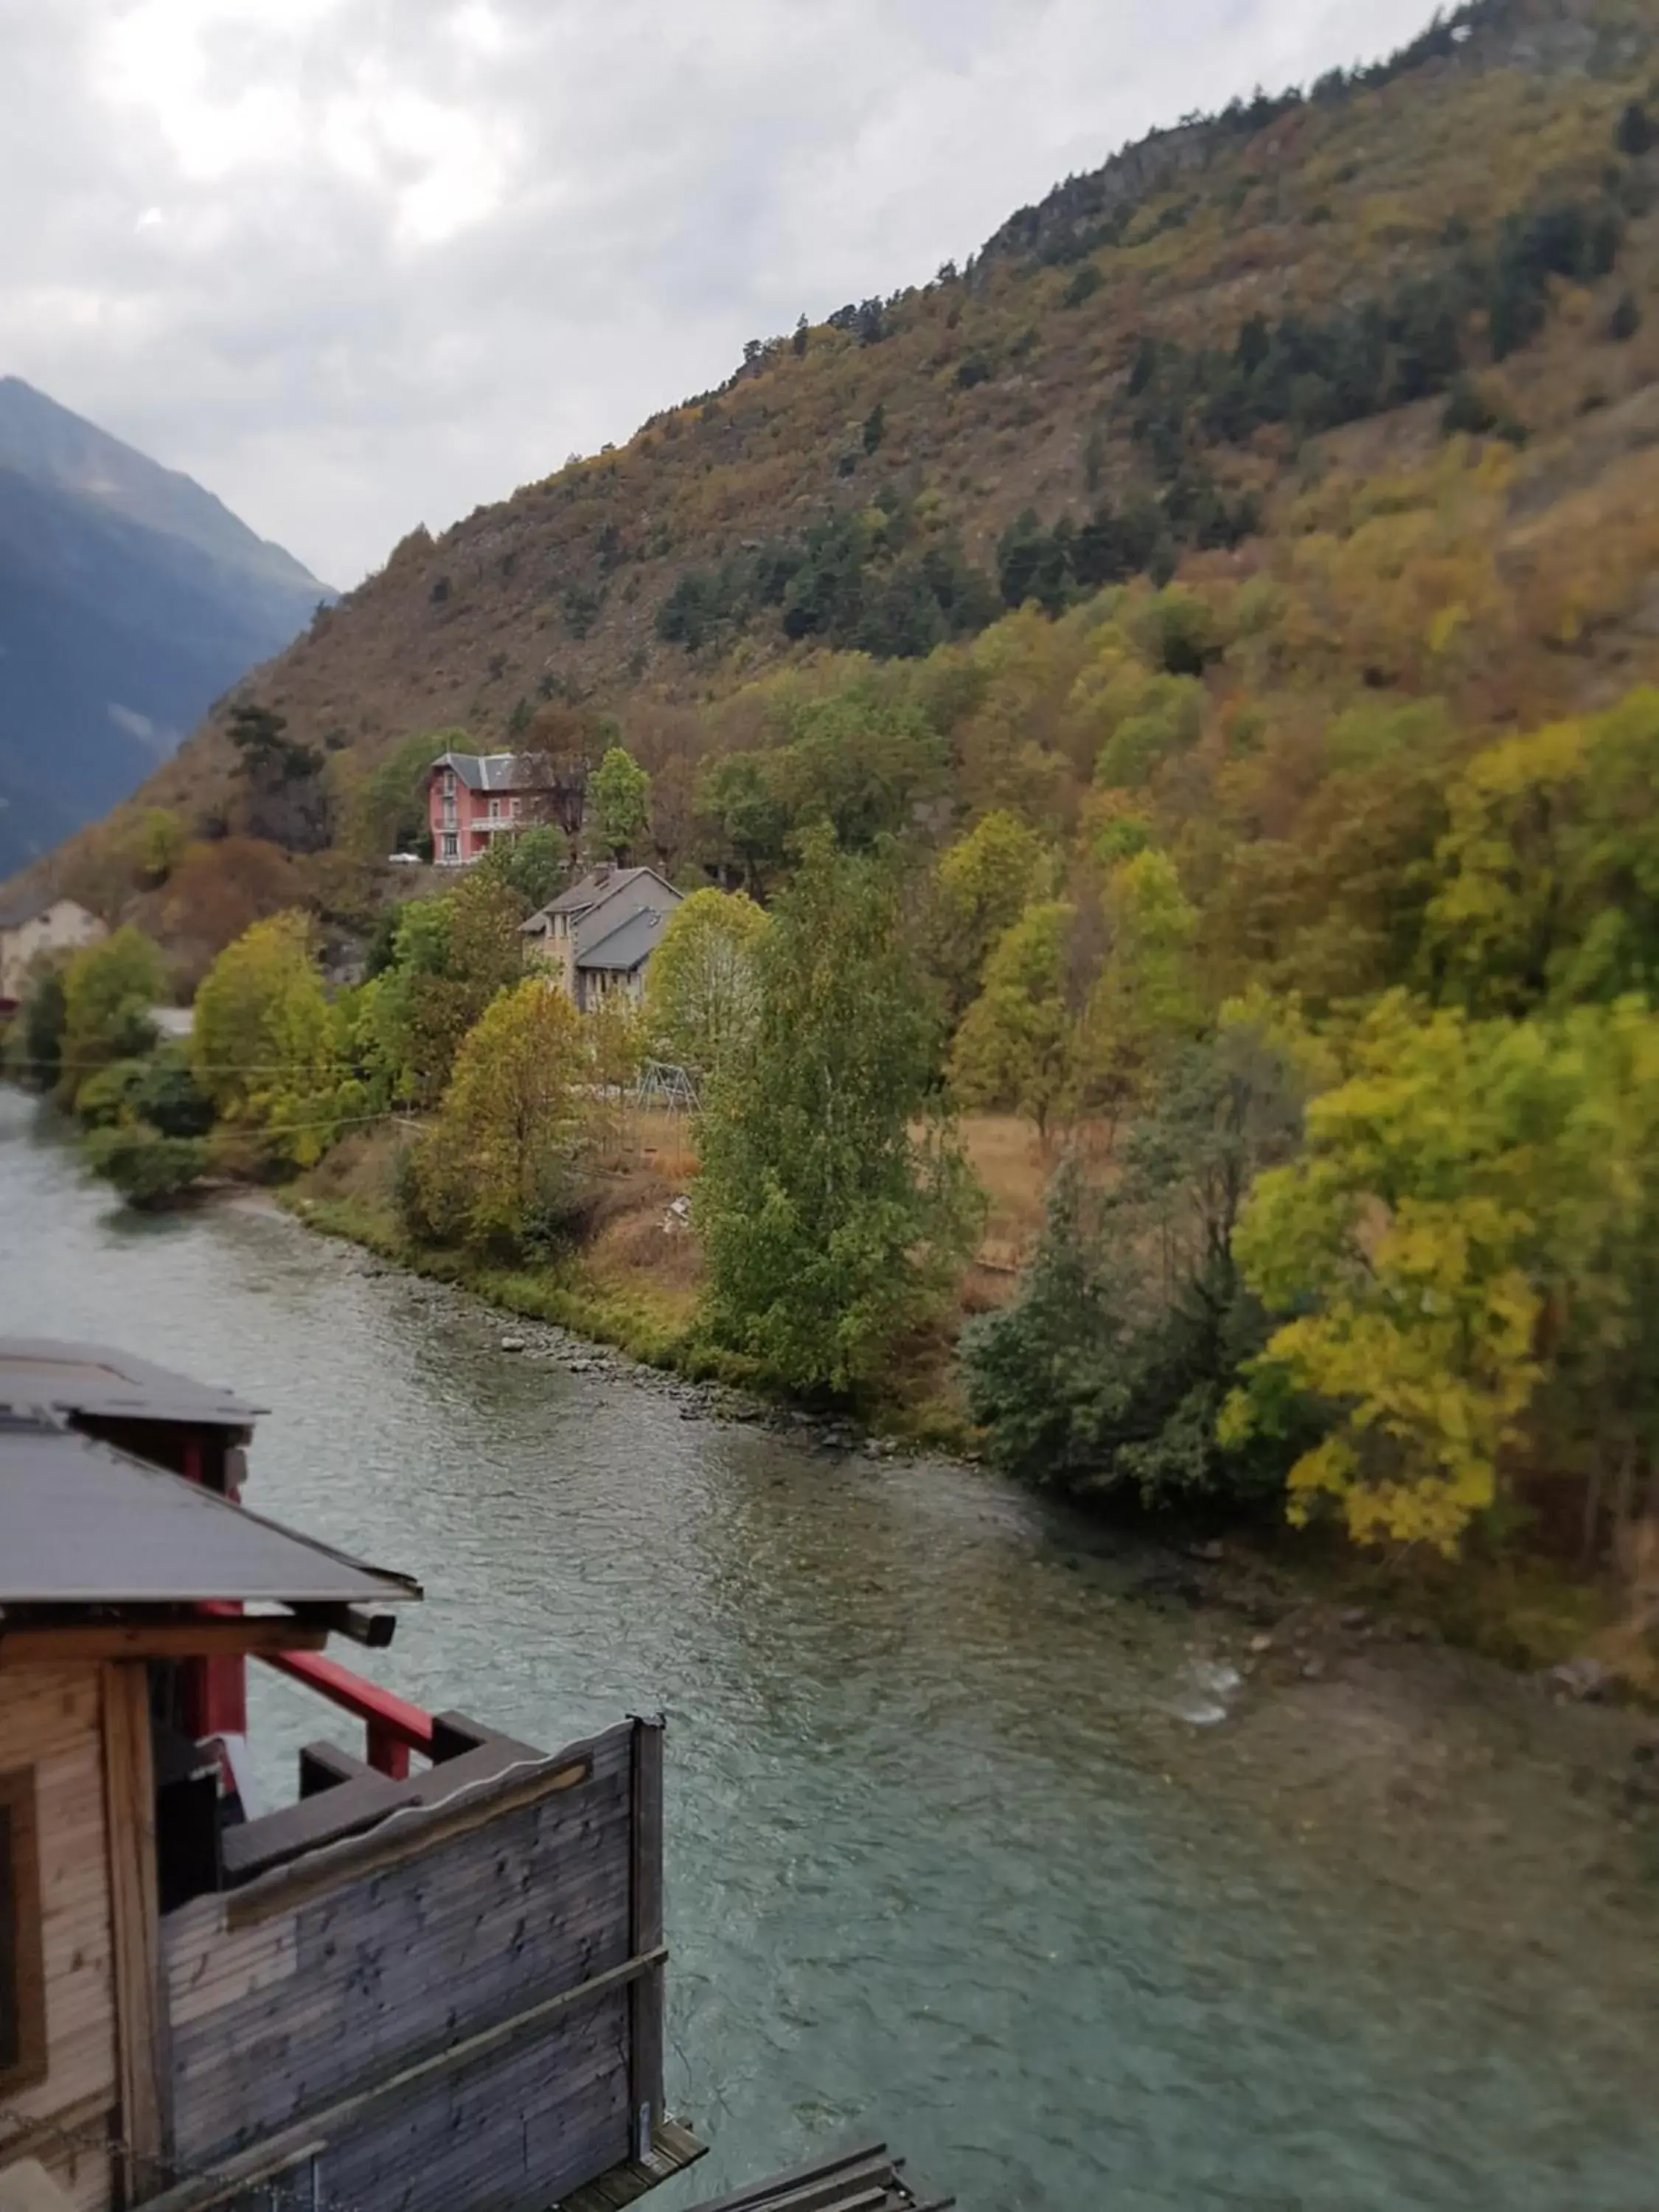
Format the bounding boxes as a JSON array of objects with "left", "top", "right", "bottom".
[{"left": 500, "top": 1335, "right": 527, "bottom": 1352}]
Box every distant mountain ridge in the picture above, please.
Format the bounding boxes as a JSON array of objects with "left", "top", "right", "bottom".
[{"left": 0, "top": 378, "right": 330, "bottom": 872}]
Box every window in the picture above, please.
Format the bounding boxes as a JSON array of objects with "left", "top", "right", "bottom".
[
  {"left": 510, "top": 798, "right": 521, "bottom": 819},
  {"left": 442, "top": 770, "right": 456, "bottom": 798},
  {"left": 442, "top": 832, "right": 459, "bottom": 860},
  {"left": 488, "top": 799, "right": 501, "bottom": 821},
  {"left": 0, "top": 1767, "right": 46, "bottom": 2093}
]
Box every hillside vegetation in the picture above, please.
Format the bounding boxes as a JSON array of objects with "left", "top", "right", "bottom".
[{"left": 15, "top": 0, "right": 1659, "bottom": 1668}]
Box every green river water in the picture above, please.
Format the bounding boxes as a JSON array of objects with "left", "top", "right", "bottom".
[{"left": 2, "top": 1091, "right": 1655, "bottom": 2211}]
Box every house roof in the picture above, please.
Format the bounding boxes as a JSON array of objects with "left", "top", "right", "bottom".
[
  {"left": 576, "top": 903, "right": 672, "bottom": 975},
  {"left": 0, "top": 889, "right": 91, "bottom": 931},
  {"left": 0, "top": 1338, "right": 265, "bottom": 1429},
  {"left": 0, "top": 1414, "right": 420, "bottom": 1608},
  {"left": 538, "top": 864, "right": 665, "bottom": 918},
  {"left": 431, "top": 749, "right": 545, "bottom": 794}
]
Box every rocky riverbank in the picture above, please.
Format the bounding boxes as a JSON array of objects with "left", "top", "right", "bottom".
[{"left": 285, "top": 1200, "right": 1659, "bottom": 1843}]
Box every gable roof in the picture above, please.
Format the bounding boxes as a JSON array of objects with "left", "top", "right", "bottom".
[
  {"left": 430, "top": 749, "right": 546, "bottom": 794},
  {"left": 576, "top": 903, "right": 672, "bottom": 975},
  {"left": 0, "top": 1413, "right": 420, "bottom": 1609},
  {"left": 0, "top": 889, "right": 94, "bottom": 932},
  {"left": 540, "top": 864, "right": 669, "bottom": 917}
]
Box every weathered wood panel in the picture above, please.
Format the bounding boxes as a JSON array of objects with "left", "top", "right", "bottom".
[
  {"left": 161, "top": 1719, "right": 651, "bottom": 2212},
  {"left": 102, "top": 1663, "right": 164, "bottom": 2202},
  {"left": 0, "top": 1665, "right": 119, "bottom": 2212}
]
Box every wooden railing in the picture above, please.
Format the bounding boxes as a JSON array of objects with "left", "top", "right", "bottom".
[{"left": 262, "top": 1649, "right": 435, "bottom": 1778}]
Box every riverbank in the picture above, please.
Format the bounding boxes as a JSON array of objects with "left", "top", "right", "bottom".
[
  {"left": 285, "top": 1120, "right": 978, "bottom": 1446},
  {"left": 282, "top": 1158, "right": 1659, "bottom": 1712}
]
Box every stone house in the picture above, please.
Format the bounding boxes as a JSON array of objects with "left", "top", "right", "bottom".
[
  {"left": 0, "top": 894, "right": 105, "bottom": 1011},
  {"left": 521, "top": 866, "right": 683, "bottom": 1011}
]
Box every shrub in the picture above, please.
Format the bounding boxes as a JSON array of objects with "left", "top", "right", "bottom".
[{"left": 83, "top": 1126, "right": 209, "bottom": 1209}]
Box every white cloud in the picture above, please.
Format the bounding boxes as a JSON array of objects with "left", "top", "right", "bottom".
[{"left": 0, "top": 0, "right": 1441, "bottom": 586}]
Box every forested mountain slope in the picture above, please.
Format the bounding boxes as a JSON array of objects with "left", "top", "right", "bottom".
[
  {"left": 29, "top": 0, "right": 1659, "bottom": 950},
  {"left": 0, "top": 379, "right": 328, "bottom": 872}
]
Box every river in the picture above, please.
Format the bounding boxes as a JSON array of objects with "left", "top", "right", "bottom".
[{"left": 3, "top": 1090, "right": 1656, "bottom": 2212}]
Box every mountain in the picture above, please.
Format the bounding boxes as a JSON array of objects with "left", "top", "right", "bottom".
[
  {"left": 28, "top": 0, "right": 1659, "bottom": 949},
  {"left": 0, "top": 378, "right": 330, "bottom": 872}
]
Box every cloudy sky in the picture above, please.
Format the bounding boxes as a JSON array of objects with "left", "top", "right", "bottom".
[{"left": 3, "top": 0, "right": 1441, "bottom": 588}]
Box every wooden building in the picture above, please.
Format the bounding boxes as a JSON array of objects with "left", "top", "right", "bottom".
[{"left": 0, "top": 1340, "right": 701, "bottom": 2212}]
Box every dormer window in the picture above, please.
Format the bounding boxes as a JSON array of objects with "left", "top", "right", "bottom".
[{"left": 442, "top": 770, "right": 456, "bottom": 798}]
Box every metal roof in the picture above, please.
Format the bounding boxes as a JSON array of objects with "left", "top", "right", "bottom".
[
  {"left": 430, "top": 749, "right": 544, "bottom": 794},
  {"left": 577, "top": 903, "right": 671, "bottom": 974},
  {"left": 540, "top": 864, "right": 658, "bottom": 918},
  {"left": 681, "top": 2143, "right": 953, "bottom": 2212},
  {"left": 0, "top": 1338, "right": 265, "bottom": 1428},
  {"left": 0, "top": 1416, "right": 420, "bottom": 1607}
]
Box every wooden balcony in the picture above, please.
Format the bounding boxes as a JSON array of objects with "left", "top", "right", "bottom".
[{"left": 140, "top": 1713, "right": 695, "bottom": 2212}]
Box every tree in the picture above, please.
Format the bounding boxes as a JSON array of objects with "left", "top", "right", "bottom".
[
  {"left": 414, "top": 979, "right": 588, "bottom": 1251},
  {"left": 770, "top": 688, "right": 948, "bottom": 853},
  {"left": 962, "top": 1022, "right": 1306, "bottom": 1506},
  {"left": 131, "top": 1043, "right": 215, "bottom": 1138},
  {"left": 14, "top": 965, "right": 67, "bottom": 1090},
  {"left": 696, "top": 832, "right": 981, "bottom": 1396},
  {"left": 346, "top": 731, "right": 443, "bottom": 859},
  {"left": 642, "top": 888, "right": 769, "bottom": 1077},
  {"left": 1080, "top": 849, "right": 1201, "bottom": 1128},
  {"left": 83, "top": 1126, "right": 209, "bottom": 1209},
  {"left": 698, "top": 752, "right": 793, "bottom": 895},
  {"left": 589, "top": 746, "right": 651, "bottom": 861},
  {"left": 358, "top": 870, "right": 527, "bottom": 1106},
  {"left": 58, "top": 928, "right": 167, "bottom": 1108},
  {"left": 950, "top": 901, "right": 1079, "bottom": 1142},
  {"left": 480, "top": 824, "right": 568, "bottom": 912},
  {"left": 128, "top": 808, "right": 188, "bottom": 886},
  {"left": 1424, "top": 692, "right": 1659, "bottom": 1015},
  {"left": 226, "top": 703, "right": 332, "bottom": 853},
  {"left": 191, "top": 913, "right": 344, "bottom": 1168},
  {"left": 1224, "top": 994, "right": 1659, "bottom": 1556},
  {"left": 929, "top": 810, "right": 1049, "bottom": 1020}
]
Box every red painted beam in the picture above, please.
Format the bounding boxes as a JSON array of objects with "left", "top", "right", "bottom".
[{"left": 264, "top": 1648, "right": 435, "bottom": 1778}]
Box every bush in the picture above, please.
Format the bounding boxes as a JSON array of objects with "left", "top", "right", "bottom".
[
  {"left": 132, "top": 1043, "right": 215, "bottom": 1138},
  {"left": 74, "top": 1059, "right": 150, "bottom": 1130},
  {"left": 83, "top": 1125, "right": 209, "bottom": 1209}
]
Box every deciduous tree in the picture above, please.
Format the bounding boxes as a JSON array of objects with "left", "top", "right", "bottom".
[
  {"left": 696, "top": 832, "right": 981, "bottom": 1395},
  {"left": 929, "top": 810, "right": 1049, "bottom": 1020},
  {"left": 589, "top": 745, "right": 651, "bottom": 861},
  {"left": 642, "top": 888, "right": 768, "bottom": 1077},
  {"left": 58, "top": 928, "right": 167, "bottom": 1108},
  {"left": 950, "top": 900, "right": 1079, "bottom": 1142},
  {"left": 414, "top": 979, "right": 587, "bottom": 1250},
  {"left": 191, "top": 913, "right": 344, "bottom": 1168}
]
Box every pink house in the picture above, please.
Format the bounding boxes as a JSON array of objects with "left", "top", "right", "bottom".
[{"left": 428, "top": 749, "right": 544, "bottom": 865}]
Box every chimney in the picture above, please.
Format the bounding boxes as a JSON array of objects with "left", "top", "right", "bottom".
[{"left": 594, "top": 863, "right": 611, "bottom": 885}]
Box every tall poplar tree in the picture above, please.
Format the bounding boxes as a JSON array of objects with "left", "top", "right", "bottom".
[{"left": 695, "top": 830, "right": 981, "bottom": 1397}]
